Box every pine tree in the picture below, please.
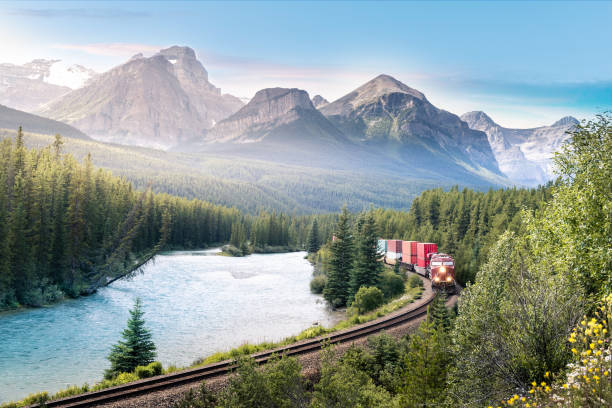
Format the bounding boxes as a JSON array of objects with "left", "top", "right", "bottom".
[
  {"left": 398, "top": 321, "right": 451, "bottom": 407},
  {"left": 393, "top": 261, "right": 400, "bottom": 276},
  {"left": 107, "top": 298, "right": 156, "bottom": 377},
  {"left": 307, "top": 218, "right": 320, "bottom": 253},
  {"left": 323, "top": 208, "right": 353, "bottom": 308},
  {"left": 428, "top": 293, "right": 451, "bottom": 331},
  {"left": 349, "top": 212, "right": 382, "bottom": 301}
]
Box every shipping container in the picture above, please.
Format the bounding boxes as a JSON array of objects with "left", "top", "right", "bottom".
[
  {"left": 377, "top": 239, "right": 387, "bottom": 254},
  {"left": 402, "top": 241, "right": 418, "bottom": 265},
  {"left": 385, "top": 251, "right": 402, "bottom": 264},
  {"left": 387, "top": 240, "right": 402, "bottom": 253},
  {"left": 416, "top": 242, "right": 438, "bottom": 268}
]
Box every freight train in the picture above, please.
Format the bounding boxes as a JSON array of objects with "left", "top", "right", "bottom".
[{"left": 378, "top": 239, "right": 456, "bottom": 293}]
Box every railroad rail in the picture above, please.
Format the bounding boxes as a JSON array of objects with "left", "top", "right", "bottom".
[{"left": 29, "top": 288, "right": 444, "bottom": 408}]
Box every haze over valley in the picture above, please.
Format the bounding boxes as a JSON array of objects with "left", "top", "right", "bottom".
[{"left": 0, "top": 45, "right": 580, "bottom": 217}]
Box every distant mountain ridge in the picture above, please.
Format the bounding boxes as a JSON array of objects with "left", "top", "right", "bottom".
[
  {"left": 0, "top": 104, "right": 90, "bottom": 140},
  {"left": 0, "top": 59, "right": 97, "bottom": 112},
  {"left": 461, "top": 111, "right": 578, "bottom": 186},
  {"left": 38, "top": 46, "right": 243, "bottom": 149}
]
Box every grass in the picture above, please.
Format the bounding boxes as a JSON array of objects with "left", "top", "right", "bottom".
[{"left": 0, "top": 363, "right": 160, "bottom": 408}]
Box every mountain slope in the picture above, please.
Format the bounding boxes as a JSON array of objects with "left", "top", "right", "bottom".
[
  {"left": 461, "top": 111, "right": 578, "bottom": 186},
  {"left": 38, "top": 46, "right": 243, "bottom": 149},
  {"left": 0, "top": 104, "right": 90, "bottom": 140},
  {"left": 320, "top": 74, "right": 505, "bottom": 183},
  {"left": 197, "top": 87, "right": 354, "bottom": 168}
]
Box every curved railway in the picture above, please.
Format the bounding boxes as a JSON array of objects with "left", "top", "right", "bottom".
[{"left": 25, "top": 281, "right": 453, "bottom": 408}]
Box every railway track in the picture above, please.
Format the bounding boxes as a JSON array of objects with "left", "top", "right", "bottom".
[{"left": 29, "top": 288, "right": 443, "bottom": 408}]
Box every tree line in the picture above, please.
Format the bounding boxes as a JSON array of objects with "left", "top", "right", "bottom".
[{"left": 0, "top": 130, "right": 321, "bottom": 310}]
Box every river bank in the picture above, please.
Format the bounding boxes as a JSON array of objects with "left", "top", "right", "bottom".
[{"left": 0, "top": 250, "right": 338, "bottom": 404}]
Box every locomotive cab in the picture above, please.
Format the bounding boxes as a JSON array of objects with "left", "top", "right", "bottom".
[{"left": 429, "top": 253, "right": 456, "bottom": 293}]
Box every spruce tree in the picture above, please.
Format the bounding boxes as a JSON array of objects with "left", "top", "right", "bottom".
[
  {"left": 349, "top": 212, "right": 382, "bottom": 301},
  {"left": 307, "top": 218, "right": 320, "bottom": 253},
  {"left": 323, "top": 208, "right": 353, "bottom": 308},
  {"left": 393, "top": 260, "right": 401, "bottom": 276},
  {"left": 428, "top": 293, "right": 451, "bottom": 331},
  {"left": 107, "top": 298, "right": 156, "bottom": 377}
]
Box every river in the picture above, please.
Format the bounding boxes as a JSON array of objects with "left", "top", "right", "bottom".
[{"left": 0, "top": 249, "right": 340, "bottom": 403}]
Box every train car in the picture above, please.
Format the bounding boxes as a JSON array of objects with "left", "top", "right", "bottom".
[
  {"left": 377, "top": 239, "right": 387, "bottom": 255},
  {"left": 385, "top": 239, "right": 402, "bottom": 265},
  {"left": 414, "top": 242, "right": 437, "bottom": 276},
  {"left": 400, "top": 241, "right": 418, "bottom": 271},
  {"left": 429, "top": 253, "right": 456, "bottom": 293}
]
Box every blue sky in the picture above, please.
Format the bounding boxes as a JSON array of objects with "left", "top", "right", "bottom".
[{"left": 1, "top": 0, "right": 610, "bottom": 127}]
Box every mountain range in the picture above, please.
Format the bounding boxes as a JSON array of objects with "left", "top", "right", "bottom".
[
  {"left": 0, "top": 45, "right": 581, "bottom": 209},
  {"left": 461, "top": 111, "right": 578, "bottom": 186}
]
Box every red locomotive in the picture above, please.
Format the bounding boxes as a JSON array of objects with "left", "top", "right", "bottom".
[{"left": 429, "top": 253, "right": 456, "bottom": 292}]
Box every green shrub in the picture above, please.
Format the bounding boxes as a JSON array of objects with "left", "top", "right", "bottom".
[
  {"left": 148, "top": 361, "right": 163, "bottom": 376},
  {"left": 20, "top": 391, "right": 49, "bottom": 406},
  {"left": 408, "top": 275, "right": 422, "bottom": 288},
  {"left": 377, "top": 271, "right": 405, "bottom": 299},
  {"left": 135, "top": 365, "right": 153, "bottom": 379},
  {"left": 310, "top": 275, "right": 328, "bottom": 294},
  {"left": 353, "top": 286, "right": 384, "bottom": 314},
  {"left": 52, "top": 384, "right": 90, "bottom": 399}
]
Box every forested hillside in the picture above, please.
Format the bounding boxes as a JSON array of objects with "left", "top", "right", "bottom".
[
  {"left": 0, "top": 129, "right": 475, "bottom": 214},
  {"left": 370, "top": 185, "right": 553, "bottom": 284},
  {"left": 0, "top": 130, "right": 318, "bottom": 310}
]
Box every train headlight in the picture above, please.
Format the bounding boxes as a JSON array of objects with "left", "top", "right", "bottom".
[
  {"left": 446, "top": 276, "right": 452, "bottom": 282},
  {"left": 434, "top": 277, "right": 440, "bottom": 282},
  {"left": 440, "top": 266, "right": 446, "bottom": 273}
]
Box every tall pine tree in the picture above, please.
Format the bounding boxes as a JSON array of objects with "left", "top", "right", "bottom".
[
  {"left": 307, "top": 218, "right": 320, "bottom": 254},
  {"left": 107, "top": 298, "right": 157, "bottom": 377},
  {"left": 349, "top": 212, "right": 382, "bottom": 301},
  {"left": 323, "top": 208, "right": 353, "bottom": 308}
]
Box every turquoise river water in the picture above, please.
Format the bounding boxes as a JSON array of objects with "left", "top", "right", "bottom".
[{"left": 0, "top": 249, "right": 340, "bottom": 403}]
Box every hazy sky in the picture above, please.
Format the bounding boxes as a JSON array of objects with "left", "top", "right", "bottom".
[{"left": 1, "top": 0, "right": 610, "bottom": 127}]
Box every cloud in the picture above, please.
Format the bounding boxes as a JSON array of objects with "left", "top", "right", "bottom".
[
  {"left": 8, "top": 8, "right": 150, "bottom": 19},
  {"left": 53, "top": 43, "right": 162, "bottom": 58}
]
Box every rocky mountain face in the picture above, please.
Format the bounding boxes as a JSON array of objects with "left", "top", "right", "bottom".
[
  {"left": 312, "top": 95, "right": 329, "bottom": 108},
  {"left": 0, "top": 59, "right": 97, "bottom": 112},
  {"left": 0, "top": 104, "right": 90, "bottom": 140},
  {"left": 199, "top": 76, "right": 506, "bottom": 186},
  {"left": 205, "top": 88, "right": 344, "bottom": 145},
  {"left": 319, "top": 74, "right": 503, "bottom": 179},
  {"left": 461, "top": 111, "right": 578, "bottom": 186},
  {"left": 38, "top": 46, "right": 243, "bottom": 149}
]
